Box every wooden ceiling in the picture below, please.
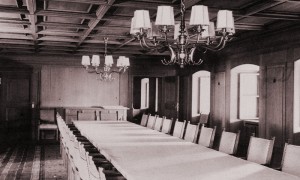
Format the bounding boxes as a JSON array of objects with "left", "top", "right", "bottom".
[{"left": 0, "top": 0, "right": 299, "bottom": 57}]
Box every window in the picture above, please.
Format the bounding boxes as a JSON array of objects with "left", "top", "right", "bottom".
[
  {"left": 192, "top": 71, "right": 211, "bottom": 118},
  {"left": 230, "top": 64, "right": 259, "bottom": 121},
  {"left": 239, "top": 73, "right": 259, "bottom": 119},
  {"left": 141, "top": 78, "right": 149, "bottom": 109},
  {"left": 294, "top": 60, "right": 300, "bottom": 132}
]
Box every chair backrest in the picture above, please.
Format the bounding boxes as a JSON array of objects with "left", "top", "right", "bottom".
[
  {"left": 161, "top": 117, "right": 172, "bottom": 134},
  {"left": 78, "top": 142, "right": 90, "bottom": 180},
  {"left": 86, "top": 152, "right": 103, "bottom": 180},
  {"left": 247, "top": 136, "right": 275, "bottom": 165},
  {"left": 199, "top": 113, "right": 210, "bottom": 124},
  {"left": 154, "top": 116, "right": 164, "bottom": 131},
  {"left": 40, "top": 109, "right": 55, "bottom": 123},
  {"left": 146, "top": 115, "right": 156, "bottom": 129},
  {"left": 281, "top": 143, "right": 300, "bottom": 177},
  {"left": 78, "top": 110, "right": 96, "bottom": 121},
  {"left": 218, "top": 130, "right": 240, "bottom": 155},
  {"left": 140, "top": 113, "right": 149, "bottom": 126},
  {"left": 198, "top": 125, "right": 216, "bottom": 148},
  {"left": 172, "top": 119, "right": 186, "bottom": 139},
  {"left": 184, "top": 122, "right": 199, "bottom": 143}
]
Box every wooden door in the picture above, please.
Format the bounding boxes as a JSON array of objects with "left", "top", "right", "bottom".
[
  {"left": 162, "top": 76, "right": 179, "bottom": 120},
  {"left": 266, "top": 65, "right": 285, "bottom": 147},
  {"left": 0, "top": 72, "right": 31, "bottom": 143}
]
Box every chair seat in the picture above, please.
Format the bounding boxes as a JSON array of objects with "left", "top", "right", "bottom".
[{"left": 39, "top": 124, "right": 58, "bottom": 130}]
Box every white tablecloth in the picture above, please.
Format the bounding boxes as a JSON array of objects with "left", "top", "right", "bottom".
[{"left": 74, "top": 121, "right": 300, "bottom": 180}]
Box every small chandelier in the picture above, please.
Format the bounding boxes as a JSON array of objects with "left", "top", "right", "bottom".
[
  {"left": 130, "top": 0, "right": 235, "bottom": 68},
  {"left": 81, "top": 37, "right": 130, "bottom": 81}
]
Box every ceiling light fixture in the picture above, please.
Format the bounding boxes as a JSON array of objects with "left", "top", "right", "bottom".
[
  {"left": 130, "top": 0, "right": 235, "bottom": 68},
  {"left": 81, "top": 37, "right": 130, "bottom": 81}
]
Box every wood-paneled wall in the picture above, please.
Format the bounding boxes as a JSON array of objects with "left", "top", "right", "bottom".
[
  {"left": 211, "top": 26, "right": 300, "bottom": 146},
  {"left": 40, "top": 65, "right": 123, "bottom": 107}
]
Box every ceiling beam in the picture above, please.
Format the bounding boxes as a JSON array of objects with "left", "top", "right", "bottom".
[
  {"left": 253, "top": 11, "right": 300, "bottom": 21},
  {"left": 40, "top": 0, "right": 107, "bottom": 5},
  {"left": 37, "top": 30, "right": 82, "bottom": 37},
  {"left": 36, "top": 9, "right": 97, "bottom": 19},
  {"left": 0, "top": 19, "right": 31, "bottom": 25},
  {"left": 0, "top": 34, "right": 33, "bottom": 40},
  {"left": 37, "top": 21, "right": 89, "bottom": 29},
  {"left": 25, "top": 0, "right": 38, "bottom": 49},
  {"left": 76, "top": 0, "right": 116, "bottom": 47},
  {"left": 0, "top": 39, "right": 33, "bottom": 45},
  {"left": 39, "top": 36, "right": 80, "bottom": 42},
  {"left": 113, "top": 1, "right": 172, "bottom": 10},
  {"left": 0, "top": 6, "right": 28, "bottom": 14},
  {"left": 235, "top": 0, "right": 289, "bottom": 22}
]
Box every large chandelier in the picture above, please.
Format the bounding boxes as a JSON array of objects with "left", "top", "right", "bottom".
[
  {"left": 81, "top": 37, "right": 130, "bottom": 81},
  {"left": 130, "top": 0, "right": 235, "bottom": 68}
]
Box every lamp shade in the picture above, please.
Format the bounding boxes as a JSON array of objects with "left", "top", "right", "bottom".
[
  {"left": 201, "top": 22, "right": 216, "bottom": 37},
  {"left": 155, "top": 6, "right": 175, "bottom": 26},
  {"left": 117, "top": 56, "right": 130, "bottom": 67},
  {"left": 189, "top": 5, "right": 210, "bottom": 26},
  {"left": 216, "top": 10, "right": 235, "bottom": 33},
  {"left": 91, "top": 55, "right": 100, "bottom": 67},
  {"left": 133, "top": 10, "right": 151, "bottom": 29},
  {"left": 123, "top": 57, "right": 130, "bottom": 66},
  {"left": 81, "top": 55, "right": 90, "bottom": 66},
  {"left": 117, "top": 56, "right": 125, "bottom": 67},
  {"left": 130, "top": 17, "right": 139, "bottom": 35},
  {"left": 104, "top": 55, "right": 114, "bottom": 66}
]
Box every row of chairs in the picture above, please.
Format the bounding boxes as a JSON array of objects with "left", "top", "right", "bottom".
[
  {"left": 140, "top": 113, "right": 300, "bottom": 177},
  {"left": 57, "top": 114, "right": 126, "bottom": 180}
]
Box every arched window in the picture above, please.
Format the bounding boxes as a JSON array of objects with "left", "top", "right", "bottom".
[
  {"left": 192, "top": 71, "right": 211, "bottom": 118},
  {"left": 294, "top": 60, "right": 300, "bottom": 133},
  {"left": 231, "top": 64, "right": 259, "bottom": 120}
]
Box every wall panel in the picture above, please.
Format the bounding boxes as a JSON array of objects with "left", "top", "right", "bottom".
[
  {"left": 211, "top": 72, "right": 226, "bottom": 133},
  {"left": 41, "top": 66, "right": 120, "bottom": 107},
  {"left": 265, "top": 65, "right": 285, "bottom": 147}
]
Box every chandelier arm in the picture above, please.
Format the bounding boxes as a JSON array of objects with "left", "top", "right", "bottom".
[
  {"left": 161, "top": 45, "right": 177, "bottom": 65},
  {"left": 199, "top": 36, "right": 225, "bottom": 51},
  {"left": 142, "top": 36, "right": 158, "bottom": 50},
  {"left": 204, "top": 37, "right": 228, "bottom": 51}
]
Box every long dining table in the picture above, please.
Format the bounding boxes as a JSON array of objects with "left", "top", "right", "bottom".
[{"left": 73, "top": 121, "right": 300, "bottom": 180}]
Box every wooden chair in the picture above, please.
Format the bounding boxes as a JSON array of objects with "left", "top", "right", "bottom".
[
  {"left": 153, "top": 116, "right": 164, "bottom": 131},
  {"left": 183, "top": 121, "right": 199, "bottom": 143},
  {"left": 38, "top": 109, "right": 58, "bottom": 141},
  {"left": 146, "top": 115, "right": 156, "bottom": 129},
  {"left": 172, "top": 119, "right": 186, "bottom": 139},
  {"left": 86, "top": 152, "right": 126, "bottom": 180},
  {"left": 140, "top": 113, "right": 149, "bottom": 127},
  {"left": 198, "top": 125, "right": 216, "bottom": 148},
  {"left": 279, "top": 143, "right": 300, "bottom": 177},
  {"left": 218, "top": 129, "right": 240, "bottom": 155},
  {"left": 161, "top": 117, "right": 172, "bottom": 134},
  {"left": 246, "top": 136, "right": 275, "bottom": 166}
]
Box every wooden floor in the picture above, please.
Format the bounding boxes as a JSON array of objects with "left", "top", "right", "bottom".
[{"left": 0, "top": 143, "right": 67, "bottom": 180}]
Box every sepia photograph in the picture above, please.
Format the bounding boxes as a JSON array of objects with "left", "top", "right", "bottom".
[{"left": 0, "top": 0, "right": 299, "bottom": 179}]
